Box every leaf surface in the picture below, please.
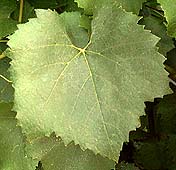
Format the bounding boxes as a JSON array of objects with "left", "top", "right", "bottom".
[
  {"left": 26, "top": 135, "right": 115, "bottom": 170},
  {"left": 0, "top": 102, "right": 36, "bottom": 170},
  {"left": 8, "top": 4, "right": 169, "bottom": 161}
]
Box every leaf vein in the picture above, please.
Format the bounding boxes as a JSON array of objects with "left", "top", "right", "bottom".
[{"left": 83, "top": 54, "right": 115, "bottom": 156}]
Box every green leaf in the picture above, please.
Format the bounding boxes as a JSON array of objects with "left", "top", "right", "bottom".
[
  {"left": 166, "top": 135, "right": 176, "bottom": 169},
  {"left": 0, "top": 0, "right": 17, "bottom": 39},
  {"left": 139, "top": 15, "right": 174, "bottom": 55},
  {"left": 158, "top": 0, "right": 176, "bottom": 37},
  {"left": 75, "top": 0, "right": 146, "bottom": 15},
  {"left": 0, "top": 19, "right": 18, "bottom": 39},
  {"left": 0, "top": 0, "right": 16, "bottom": 18},
  {"left": 115, "top": 0, "right": 146, "bottom": 14},
  {"left": 75, "top": 0, "right": 93, "bottom": 15},
  {"left": 63, "top": 0, "right": 83, "bottom": 12},
  {"left": 8, "top": 4, "right": 169, "bottom": 161},
  {"left": 0, "top": 57, "right": 14, "bottom": 102},
  {"left": 26, "top": 135, "right": 115, "bottom": 170},
  {"left": 0, "top": 102, "right": 36, "bottom": 170},
  {"left": 60, "top": 12, "right": 89, "bottom": 48},
  {"left": 156, "top": 93, "right": 176, "bottom": 134},
  {"left": 80, "top": 14, "right": 92, "bottom": 36},
  {"left": 134, "top": 141, "right": 167, "bottom": 169}
]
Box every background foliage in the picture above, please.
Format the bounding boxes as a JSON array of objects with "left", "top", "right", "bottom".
[{"left": 0, "top": 0, "right": 176, "bottom": 169}]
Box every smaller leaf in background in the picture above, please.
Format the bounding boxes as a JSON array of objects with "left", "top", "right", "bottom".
[
  {"left": 123, "top": 94, "right": 176, "bottom": 169},
  {"left": 133, "top": 140, "right": 167, "bottom": 170},
  {"left": 0, "top": 0, "right": 17, "bottom": 39},
  {"left": 60, "top": 11, "right": 89, "bottom": 48},
  {"left": 0, "top": 0, "right": 16, "bottom": 18},
  {"left": 157, "top": 0, "right": 176, "bottom": 37},
  {"left": 75, "top": 0, "right": 146, "bottom": 15},
  {"left": 139, "top": 16, "right": 174, "bottom": 55},
  {"left": 75, "top": 0, "right": 93, "bottom": 15},
  {"left": 166, "top": 135, "right": 176, "bottom": 169},
  {"left": 140, "top": 0, "right": 163, "bottom": 18},
  {"left": 156, "top": 93, "right": 176, "bottom": 134},
  {"left": 0, "top": 102, "right": 37, "bottom": 170},
  {"left": 26, "top": 135, "right": 115, "bottom": 170},
  {"left": 116, "top": 0, "right": 146, "bottom": 15},
  {"left": 0, "top": 19, "right": 18, "bottom": 39},
  {"left": 139, "top": 2, "right": 174, "bottom": 55},
  {"left": 80, "top": 14, "right": 92, "bottom": 36},
  {"left": 0, "top": 57, "right": 14, "bottom": 102}
]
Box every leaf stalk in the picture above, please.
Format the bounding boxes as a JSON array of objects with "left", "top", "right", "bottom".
[{"left": 19, "top": 0, "right": 24, "bottom": 23}]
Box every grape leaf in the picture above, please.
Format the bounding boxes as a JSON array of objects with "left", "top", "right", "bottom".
[
  {"left": 60, "top": 12, "right": 89, "bottom": 48},
  {"left": 75, "top": 0, "right": 93, "bottom": 15},
  {"left": 80, "top": 15, "right": 92, "bottom": 36},
  {"left": 139, "top": 15, "right": 174, "bottom": 55},
  {"left": 134, "top": 141, "right": 167, "bottom": 170},
  {"left": 8, "top": 3, "right": 169, "bottom": 161},
  {"left": 63, "top": 0, "right": 83, "bottom": 12},
  {"left": 115, "top": 0, "right": 146, "bottom": 14},
  {"left": 0, "top": 102, "right": 36, "bottom": 170},
  {"left": 156, "top": 93, "right": 176, "bottom": 134},
  {"left": 166, "top": 135, "right": 176, "bottom": 169},
  {"left": 0, "top": 0, "right": 16, "bottom": 18},
  {"left": 0, "top": 57, "right": 14, "bottom": 102},
  {"left": 158, "top": 0, "right": 176, "bottom": 37},
  {"left": 75, "top": 0, "right": 146, "bottom": 15},
  {"left": 0, "top": 0, "right": 17, "bottom": 39},
  {"left": 26, "top": 135, "right": 115, "bottom": 170}
]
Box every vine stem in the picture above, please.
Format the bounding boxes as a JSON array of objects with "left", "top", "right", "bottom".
[
  {"left": 0, "top": 75, "right": 12, "bottom": 83},
  {"left": 18, "top": 0, "right": 24, "bottom": 23}
]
